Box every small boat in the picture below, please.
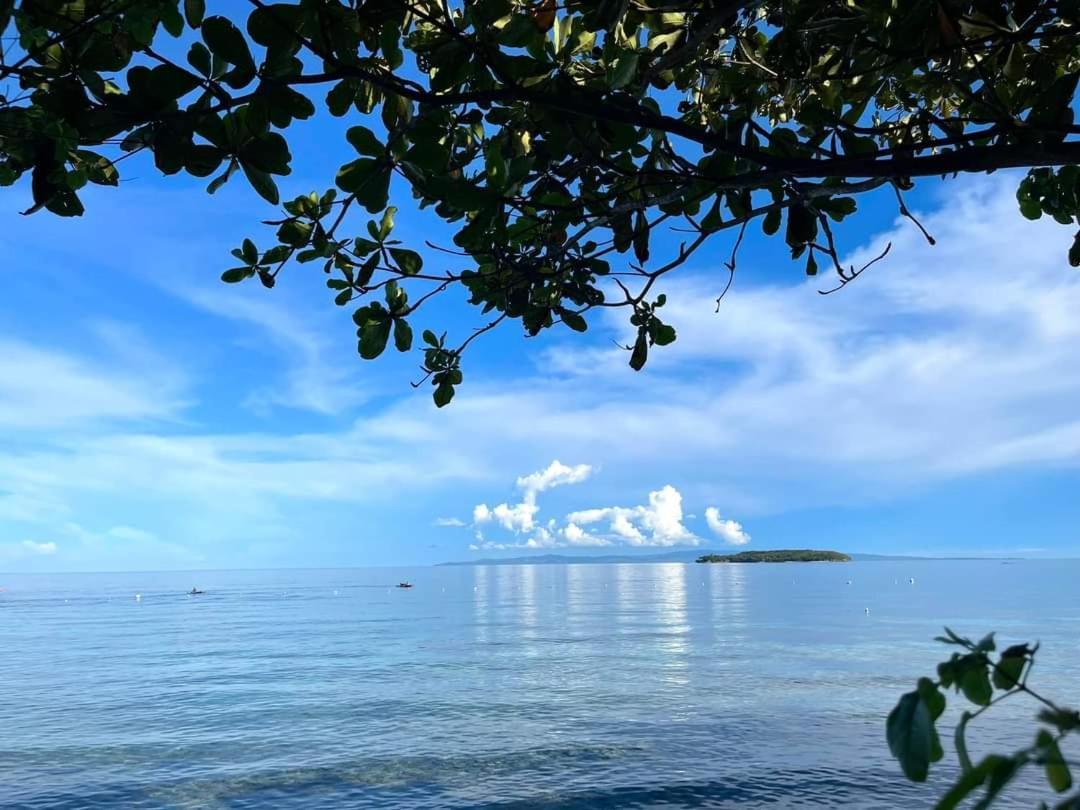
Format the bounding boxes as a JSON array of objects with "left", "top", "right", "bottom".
[
  {"left": 189, "top": 588, "right": 205, "bottom": 595},
  {"left": 396, "top": 582, "right": 413, "bottom": 589}
]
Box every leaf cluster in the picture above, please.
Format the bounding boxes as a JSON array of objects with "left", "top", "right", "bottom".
[{"left": 888, "top": 628, "right": 1079, "bottom": 808}]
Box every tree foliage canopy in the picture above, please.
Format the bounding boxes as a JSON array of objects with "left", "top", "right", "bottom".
[{"left": 2, "top": 0, "right": 1079, "bottom": 404}]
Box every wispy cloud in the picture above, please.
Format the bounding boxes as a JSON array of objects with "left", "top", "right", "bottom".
[
  {"left": 21, "top": 540, "right": 57, "bottom": 556},
  {"left": 433, "top": 517, "right": 466, "bottom": 527},
  {"left": 170, "top": 285, "right": 370, "bottom": 415},
  {"left": 0, "top": 334, "right": 186, "bottom": 432}
]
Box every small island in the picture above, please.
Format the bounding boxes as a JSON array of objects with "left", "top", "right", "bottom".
[{"left": 696, "top": 549, "right": 851, "bottom": 564}]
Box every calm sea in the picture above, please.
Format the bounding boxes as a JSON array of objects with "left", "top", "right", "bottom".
[{"left": 1, "top": 560, "right": 1077, "bottom": 809}]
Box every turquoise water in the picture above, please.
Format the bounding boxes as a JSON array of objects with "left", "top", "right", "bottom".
[{"left": 1, "top": 560, "right": 1077, "bottom": 808}]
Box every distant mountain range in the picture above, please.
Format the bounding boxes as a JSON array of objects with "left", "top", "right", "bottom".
[
  {"left": 439, "top": 550, "right": 1022, "bottom": 566},
  {"left": 439, "top": 550, "right": 708, "bottom": 566}
]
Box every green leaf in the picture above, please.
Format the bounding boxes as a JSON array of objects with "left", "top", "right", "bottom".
[
  {"left": 358, "top": 316, "right": 391, "bottom": 360},
  {"left": 886, "top": 691, "right": 935, "bottom": 782},
  {"left": 241, "top": 161, "right": 279, "bottom": 205},
  {"left": 184, "top": 144, "right": 224, "bottom": 177},
  {"left": 221, "top": 267, "right": 252, "bottom": 283},
  {"left": 786, "top": 204, "right": 817, "bottom": 247},
  {"left": 1039, "top": 708, "right": 1080, "bottom": 733},
  {"left": 240, "top": 238, "right": 258, "bottom": 264},
  {"left": 346, "top": 126, "right": 384, "bottom": 157},
  {"left": 247, "top": 4, "right": 302, "bottom": 49},
  {"left": 1018, "top": 195, "right": 1043, "bottom": 220},
  {"left": 388, "top": 247, "right": 422, "bottom": 275},
  {"left": 629, "top": 330, "right": 648, "bottom": 371},
  {"left": 632, "top": 211, "right": 649, "bottom": 263},
  {"left": 561, "top": 310, "right": 587, "bottom": 332},
  {"left": 993, "top": 649, "right": 1026, "bottom": 690},
  {"left": 202, "top": 16, "right": 254, "bottom": 72},
  {"left": 184, "top": 0, "right": 205, "bottom": 28},
  {"left": 263, "top": 245, "right": 291, "bottom": 264},
  {"left": 162, "top": 4, "right": 185, "bottom": 37},
  {"left": 609, "top": 51, "right": 640, "bottom": 90},
  {"left": 653, "top": 323, "right": 676, "bottom": 346},
  {"left": 762, "top": 207, "right": 782, "bottom": 235},
  {"left": 960, "top": 663, "right": 993, "bottom": 707},
  {"left": 393, "top": 319, "right": 413, "bottom": 352},
  {"left": 207, "top": 160, "right": 238, "bottom": 194},
  {"left": 1038, "top": 730, "right": 1072, "bottom": 793},
  {"left": 422, "top": 329, "right": 439, "bottom": 347},
  {"left": 336, "top": 159, "right": 391, "bottom": 212},
  {"left": 327, "top": 80, "right": 356, "bottom": 117},
  {"left": 74, "top": 151, "right": 119, "bottom": 186},
  {"left": 433, "top": 380, "right": 455, "bottom": 408},
  {"left": 1069, "top": 232, "right": 1080, "bottom": 268},
  {"left": 354, "top": 237, "right": 379, "bottom": 255},
  {"left": 379, "top": 206, "right": 396, "bottom": 239},
  {"left": 277, "top": 219, "right": 312, "bottom": 247},
  {"left": 916, "top": 678, "right": 945, "bottom": 721}
]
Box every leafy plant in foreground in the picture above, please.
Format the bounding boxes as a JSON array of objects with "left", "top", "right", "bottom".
[{"left": 888, "top": 629, "right": 1079, "bottom": 808}]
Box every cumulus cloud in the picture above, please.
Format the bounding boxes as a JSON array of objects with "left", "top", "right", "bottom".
[
  {"left": 562, "top": 522, "right": 610, "bottom": 547},
  {"left": 568, "top": 485, "right": 698, "bottom": 546},
  {"left": 472, "top": 460, "right": 593, "bottom": 534},
  {"left": 433, "top": 517, "right": 466, "bottom": 527},
  {"left": 465, "top": 465, "right": 745, "bottom": 551},
  {"left": 704, "top": 508, "right": 751, "bottom": 545},
  {"left": 517, "top": 461, "right": 593, "bottom": 496},
  {"left": 21, "top": 540, "right": 57, "bottom": 555}
]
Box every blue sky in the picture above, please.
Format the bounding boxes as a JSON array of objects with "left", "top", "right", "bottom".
[{"left": 2, "top": 115, "right": 1080, "bottom": 570}]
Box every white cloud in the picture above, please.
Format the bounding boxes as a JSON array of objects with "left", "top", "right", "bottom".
[
  {"left": 517, "top": 461, "right": 593, "bottom": 497},
  {"left": 472, "top": 460, "right": 593, "bottom": 534},
  {"left": 0, "top": 336, "right": 185, "bottom": 432},
  {"left": 704, "top": 507, "right": 751, "bottom": 545},
  {"left": 562, "top": 522, "right": 610, "bottom": 547},
  {"left": 433, "top": 517, "right": 466, "bottom": 527},
  {"left": 172, "top": 286, "right": 370, "bottom": 416},
  {"left": 568, "top": 485, "right": 698, "bottom": 547},
  {"left": 465, "top": 466, "right": 747, "bottom": 551},
  {"left": 21, "top": 540, "right": 57, "bottom": 556}
]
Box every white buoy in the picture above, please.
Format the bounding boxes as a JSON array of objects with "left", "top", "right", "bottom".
[
  {"left": 865, "top": 607, "right": 871, "bottom": 614},
  {"left": 135, "top": 593, "right": 142, "bottom": 602},
  {"left": 846, "top": 579, "right": 852, "bottom": 585},
  {"left": 909, "top": 577, "right": 915, "bottom": 584}
]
